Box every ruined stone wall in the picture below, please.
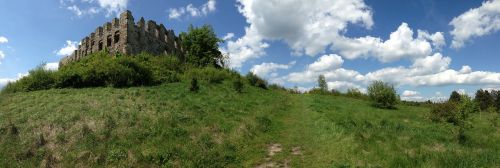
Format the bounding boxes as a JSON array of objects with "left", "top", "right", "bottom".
[{"left": 60, "top": 10, "right": 183, "bottom": 67}]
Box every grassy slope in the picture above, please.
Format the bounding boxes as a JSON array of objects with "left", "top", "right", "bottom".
[{"left": 0, "top": 82, "right": 499, "bottom": 167}]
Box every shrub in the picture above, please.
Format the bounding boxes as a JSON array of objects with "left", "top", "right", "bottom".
[
  {"left": 430, "top": 102, "right": 459, "bottom": 124},
  {"left": 317, "top": 75, "right": 328, "bottom": 92},
  {"left": 57, "top": 54, "right": 153, "bottom": 88},
  {"left": 180, "top": 25, "right": 225, "bottom": 67},
  {"left": 346, "top": 88, "right": 364, "bottom": 98},
  {"left": 449, "top": 91, "right": 462, "bottom": 103},
  {"left": 474, "top": 89, "right": 494, "bottom": 111},
  {"left": 190, "top": 78, "right": 199, "bottom": 92},
  {"left": 1, "top": 64, "right": 57, "bottom": 93},
  {"left": 245, "top": 72, "right": 267, "bottom": 89},
  {"left": 367, "top": 80, "right": 398, "bottom": 109},
  {"left": 184, "top": 67, "right": 232, "bottom": 84},
  {"left": 455, "top": 95, "right": 479, "bottom": 144},
  {"left": 232, "top": 78, "right": 244, "bottom": 93}
]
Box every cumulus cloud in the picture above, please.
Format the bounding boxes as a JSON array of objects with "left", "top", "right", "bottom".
[
  {"left": 250, "top": 61, "right": 295, "bottom": 78},
  {"left": 0, "top": 36, "right": 7, "bottom": 64},
  {"left": 282, "top": 52, "right": 500, "bottom": 94},
  {"left": 333, "top": 23, "right": 444, "bottom": 62},
  {"left": 225, "top": 0, "right": 445, "bottom": 68},
  {"left": 401, "top": 90, "right": 424, "bottom": 101},
  {"left": 61, "top": 0, "right": 128, "bottom": 17},
  {"left": 168, "top": 0, "right": 216, "bottom": 19},
  {"left": 450, "top": 0, "right": 500, "bottom": 48},
  {"left": 222, "top": 33, "right": 235, "bottom": 41},
  {"left": 0, "top": 36, "right": 8, "bottom": 44},
  {"left": 0, "top": 73, "right": 28, "bottom": 88},
  {"left": 56, "top": 41, "right": 79, "bottom": 56},
  {"left": 44, "top": 62, "right": 60, "bottom": 71},
  {"left": 286, "top": 54, "right": 365, "bottom": 91},
  {"left": 0, "top": 51, "right": 5, "bottom": 64}
]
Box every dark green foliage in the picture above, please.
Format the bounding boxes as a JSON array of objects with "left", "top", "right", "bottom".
[
  {"left": 189, "top": 78, "right": 199, "bottom": 92},
  {"left": 346, "top": 88, "right": 365, "bottom": 99},
  {"left": 1, "top": 52, "right": 184, "bottom": 94},
  {"left": 180, "top": 25, "right": 224, "bottom": 68},
  {"left": 367, "top": 80, "right": 398, "bottom": 109},
  {"left": 455, "top": 95, "right": 479, "bottom": 144},
  {"left": 245, "top": 72, "right": 267, "bottom": 89},
  {"left": 232, "top": 78, "right": 244, "bottom": 93},
  {"left": 493, "top": 90, "right": 500, "bottom": 111},
  {"left": 430, "top": 102, "right": 459, "bottom": 124},
  {"left": 317, "top": 75, "right": 328, "bottom": 92},
  {"left": 449, "top": 91, "right": 462, "bottom": 103},
  {"left": 474, "top": 89, "right": 493, "bottom": 111},
  {"left": 57, "top": 53, "right": 154, "bottom": 88},
  {"left": 2, "top": 65, "right": 57, "bottom": 93},
  {"left": 183, "top": 67, "right": 234, "bottom": 84}
]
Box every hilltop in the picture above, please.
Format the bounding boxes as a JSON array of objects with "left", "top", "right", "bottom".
[{"left": 1, "top": 80, "right": 499, "bottom": 167}]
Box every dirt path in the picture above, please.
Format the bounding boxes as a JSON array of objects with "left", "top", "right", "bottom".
[{"left": 255, "top": 95, "right": 314, "bottom": 167}]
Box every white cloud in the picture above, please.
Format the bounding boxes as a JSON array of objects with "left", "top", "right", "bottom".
[
  {"left": 222, "top": 33, "right": 235, "bottom": 41},
  {"left": 402, "top": 90, "right": 419, "bottom": 97},
  {"left": 61, "top": 0, "right": 128, "bottom": 17},
  {"left": 307, "top": 54, "right": 344, "bottom": 72},
  {"left": 221, "top": 26, "right": 269, "bottom": 68},
  {"left": 44, "top": 62, "right": 60, "bottom": 71},
  {"left": 450, "top": 0, "right": 500, "bottom": 48},
  {"left": 225, "top": 0, "right": 445, "bottom": 68},
  {"left": 250, "top": 61, "right": 295, "bottom": 78},
  {"left": 328, "top": 81, "right": 366, "bottom": 93},
  {"left": 0, "top": 73, "right": 28, "bottom": 88},
  {"left": 401, "top": 90, "right": 424, "bottom": 101},
  {"left": 0, "top": 36, "right": 7, "bottom": 64},
  {"left": 0, "top": 51, "right": 5, "bottom": 64},
  {"left": 56, "top": 40, "right": 79, "bottom": 56},
  {"left": 284, "top": 52, "right": 500, "bottom": 92},
  {"left": 168, "top": 0, "right": 216, "bottom": 19},
  {"left": 0, "top": 36, "right": 8, "bottom": 44},
  {"left": 334, "top": 23, "right": 443, "bottom": 62}
]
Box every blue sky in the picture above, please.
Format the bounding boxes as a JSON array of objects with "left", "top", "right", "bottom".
[{"left": 1, "top": 0, "right": 500, "bottom": 101}]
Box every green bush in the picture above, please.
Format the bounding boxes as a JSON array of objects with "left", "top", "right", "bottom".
[
  {"left": 57, "top": 53, "right": 153, "bottom": 88},
  {"left": 245, "top": 72, "right": 267, "bottom": 89},
  {"left": 430, "top": 102, "right": 459, "bottom": 124},
  {"left": 179, "top": 25, "right": 224, "bottom": 67},
  {"left": 190, "top": 78, "right": 199, "bottom": 92},
  {"left": 346, "top": 88, "right": 362, "bottom": 97},
  {"left": 232, "top": 78, "right": 244, "bottom": 93},
  {"left": 367, "top": 81, "right": 398, "bottom": 109},
  {"left": 183, "top": 67, "right": 233, "bottom": 84},
  {"left": 2, "top": 65, "right": 57, "bottom": 93}
]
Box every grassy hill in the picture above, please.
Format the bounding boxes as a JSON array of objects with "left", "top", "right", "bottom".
[{"left": 1, "top": 81, "right": 499, "bottom": 167}]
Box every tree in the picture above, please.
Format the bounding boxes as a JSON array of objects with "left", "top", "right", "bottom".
[
  {"left": 367, "top": 81, "right": 398, "bottom": 109},
  {"left": 180, "top": 25, "right": 224, "bottom": 68},
  {"left": 474, "top": 89, "right": 493, "bottom": 111},
  {"left": 317, "top": 75, "right": 328, "bottom": 92},
  {"left": 493, "top": 90, "right": 500, "bottom": 111},
  {"left": 449, "top": 91, "right": 462, "bottom": 103},
  {"left": 455, "top": 95, "right": 479, "bottom": 144}
]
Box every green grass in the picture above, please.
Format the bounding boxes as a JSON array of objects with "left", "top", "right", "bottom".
[{"left": 0, "top": 82, "right": 499, "bottom": 167}]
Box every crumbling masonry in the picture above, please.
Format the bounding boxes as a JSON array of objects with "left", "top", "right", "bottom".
[{"left": 60, "top": 10, "right": 184, "bottom": 67}]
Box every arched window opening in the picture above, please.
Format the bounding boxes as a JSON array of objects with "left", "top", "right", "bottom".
[
  {"left": 114, "top": 31, "right": 120, "bottom": 44},
  {"left": 107, "top": 35, "right": 112, "bottom": 47},
  {"left": 98, "top": 41, "right": 103, "bottom": 50}
]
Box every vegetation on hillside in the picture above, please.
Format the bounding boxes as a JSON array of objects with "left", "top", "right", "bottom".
[
  {"left": 1, "top": 24, "right": 500, "bottom": 167},
  {"left": 367, "top": 80, "right": 398, "bottom": 109}
]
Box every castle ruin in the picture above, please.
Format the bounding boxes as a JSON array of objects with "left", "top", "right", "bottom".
[{"left": 60, "top": 10, "right": 184, "bottom": 67}]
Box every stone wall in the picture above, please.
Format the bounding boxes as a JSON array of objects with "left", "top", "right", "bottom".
[{"left": 60, "top": 10, "right": 183, "bottom": 67}]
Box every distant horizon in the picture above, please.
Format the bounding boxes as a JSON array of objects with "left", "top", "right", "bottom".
[{"left": 1, "top": 0, "right": 500, "bottom": 102}]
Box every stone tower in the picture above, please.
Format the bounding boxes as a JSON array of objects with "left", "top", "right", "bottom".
[{"left": 60, "top": 10, "right": 184, "bottom": 67}]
